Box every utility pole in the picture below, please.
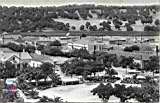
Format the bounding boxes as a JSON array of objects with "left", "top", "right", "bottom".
[
  {"left": 2, "top": 34, "right": 4, "bottom": 45},
  {"left": 156, "top": 45, "right": 159, "bottom": 57}
]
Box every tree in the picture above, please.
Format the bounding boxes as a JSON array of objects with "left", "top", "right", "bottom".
[
  {"left": 100, "top": 21, "right": 111, "bottom": 31},
  {"left": 37, "top": 44, "right": 44, "bottom": 51},
  {"left": 92, "top": 81, "right": 159, "bottom": 103},
  {"left": 44, "top": 47, "right": 64, "bottom": 56},
  {"left": 154, "top": 19, "right": 160, "bottom": 25},
  {"left": 124, "top": 46, "right": 133, "bottom": 52},
  {"left": 71, "top": 26, "right": 76, "bottom": 30},
  {"left": 113, "top": 84, "right": 126, "bottom": 102},
  {"left": 80, "top": 25, "right": 85, "bottom": 31},
  {"left": 131, "top": 45, "right": 140, "bottom": 51},
  {"left": 144, "top": 25, "right": 159, "bottom": 31},
  {"left": 2, "top": 61, "right": 16, "bottom": 78},
  {"left": 49, "top": 70, "right": 61, "bottom": 87},
  {"left": 6, "top": 42, "right": 24, "bottom": 52},
  {"left": 89, "top": 25, "right": 97, "bottom": 31},
  {"left": 39, "top": 96, "right": 63, "bottom": 103},
  {"left": 126, "top": 25, "right": 133, "bottom": 31},
  {"left": 115, "top": 24, "right": 121, "bottom": 30},
  {"left": 81, "top": 33, "right": 87, "bottom": 37},
  {"left": 119, "top": 56, "right": 134, "bottom": 68},
  {"left": 124, "top": 45, "right": 139, "bottom": 52},
  {"left": 134, "top": 82, "right": 159, "bottom": 102},
  {"left": 92, "top": 25, "right": 97, "bottom": 31},
  {"left": 25, "top": 45, "right": 36, "bottom": 53},
  {"left": 49, "top": 40, "right": 62, "bottom": 47},
  {"left": 144, "top": 56, "right": 159, "bottom": 76},
  {"left": 85, "top": 22, "right": 91, "bottom": 29},
  {"left": 90, "top": 61, "right": 105, "bottom": 76},
  {"left": 106, "top": 69, "right": 118, "bottom": 76},
  {"left": 70, "top": 48, "right": 91, "bottom": 59},
  {"left": 91, "top": 83, "right": 114, "bottom": 102},
  {"left": 40, "top": 62, "right": 54, "bottom": 82}
]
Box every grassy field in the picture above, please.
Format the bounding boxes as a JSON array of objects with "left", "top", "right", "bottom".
[{"left": 54, "top": 18, "right": 146, "bottom": 31}]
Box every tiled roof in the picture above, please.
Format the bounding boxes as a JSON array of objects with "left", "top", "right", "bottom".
[{"left": 29, "top": 53, "right": 53, "bottom": 63}]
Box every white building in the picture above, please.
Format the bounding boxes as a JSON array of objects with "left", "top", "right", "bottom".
[{"left": 67, "top": 37, "right": 110, "bottom": 53}]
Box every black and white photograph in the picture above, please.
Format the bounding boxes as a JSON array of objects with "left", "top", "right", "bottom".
[{"left": 0, "top": 0, "right": 159, "bottom": 102}]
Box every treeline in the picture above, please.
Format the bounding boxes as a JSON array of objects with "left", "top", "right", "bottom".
[
  {"left": 91, "top": 81, "right": 159, "bottom": 102},
  {"left": 0, "top": 5, "right": 159, "bottom": 33}
]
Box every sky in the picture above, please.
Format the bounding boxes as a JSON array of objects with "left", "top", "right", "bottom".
[{"left": 0, "top": 0, "right": 159, "bottom": 7}]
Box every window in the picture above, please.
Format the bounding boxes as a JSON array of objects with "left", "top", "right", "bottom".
[{"left": 12, "top": 57, "right": 15, "bottom": 61}]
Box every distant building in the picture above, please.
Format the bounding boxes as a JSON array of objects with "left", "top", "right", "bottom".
[
  {"left": 0, "top": 34, "right": 22, "bottom": 44},
  {"left": 67, "top": 37, "right": 111, "bottom": 53}
]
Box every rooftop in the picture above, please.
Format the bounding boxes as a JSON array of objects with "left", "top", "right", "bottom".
[
  {"left": 0, "top": 52, "right": 32, "bottom": 62},
  {"left": 30, "top": 53, "right": 53, "bottom": 63}
]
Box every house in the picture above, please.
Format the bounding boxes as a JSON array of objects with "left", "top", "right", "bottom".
[
  {"left": 29, "top": 53, "right": 53, "bottom": 67},
  {"left": 0, "top": 51, "right": 32, "bottom": 64}
]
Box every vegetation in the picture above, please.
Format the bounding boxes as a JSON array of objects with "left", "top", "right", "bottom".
[
  {"left": 144, "top": 25, "right": 159, "bottom": 31},
  {"left": 0, "top": 61, "right": 61, "bottom": 90},
  {"left": 3, "top": 42, "right": 35, "bottom": 53},
  {"left": 91, "top": 83, "right": 113, "bottom": 102},
  {"left": 154, "top": 19, "right": 160, "bottom": 25},
  {"left": 143, "top": 56, "right": 159, "bottom": 75},
  {"left": 60, "top": 58, "right": 105, "bottom": 78},
  {"left": 49, "top": 40, "right": 62, "bottom": 47},
  {"left": 91, "top": 80, "right": 159, "bottom": 102},
  {"left": 0, "top": 5, "right": 159, "bottom": 32},
  {"left": 38, "top": 96, "right": 63, "bottom": 103},
  {"left": 124, "top": 45, "right": 140, "bottom": 52}
]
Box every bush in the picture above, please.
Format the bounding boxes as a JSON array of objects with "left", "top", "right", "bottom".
[
  {"left": 155, "top": 19, "right": 160, "bottom": 25},
  {"left": 81, "top": 33, "right": 87, "bottom": 37},
  {"left": 44, "top": 47, "right": 64, "bottom": 56},
  {"left": 144, "top": 25, "right": 159, "bottom": 31},
  {"left": 49, "top": 40, "right": 61, "bottom": 46},
  {"left": 124, "top": 45, "right": 139, "bottom": 52},
  {"left": 124, "top": 46, "right": 133, "bottom": 52}
]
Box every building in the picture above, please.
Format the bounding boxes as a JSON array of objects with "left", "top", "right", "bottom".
[
  {"left": 0, "top": 51, "right": 32, "bottom": 64},
  {"left": 29, "top": 53, "right": 53, "bottom": 67},
  {"left": 67, "top": 37, "right": 111, "bottom": 53},
  {"left": 0, "top": 34, "right": 22, "bottom": 44}
]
